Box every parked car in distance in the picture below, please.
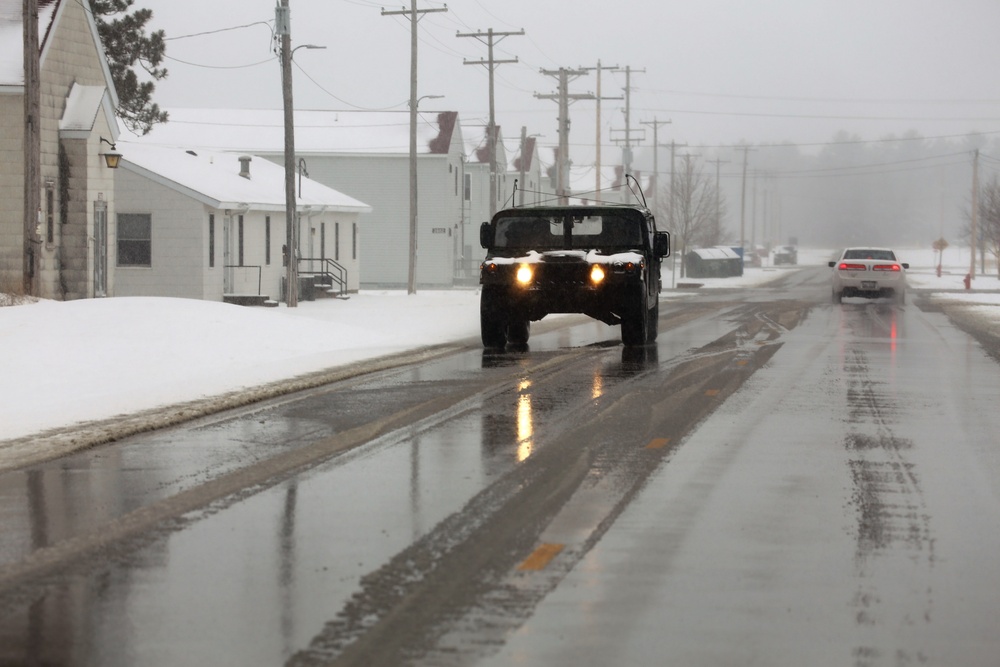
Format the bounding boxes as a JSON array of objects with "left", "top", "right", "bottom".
[
  {"left": 773, "top": 245, "right": 798, "bottom": 265},
  {"left": 828, "top": 247, "right": 909, "bottom": 304}
]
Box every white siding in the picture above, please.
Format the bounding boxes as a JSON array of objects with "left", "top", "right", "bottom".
[
  {"left": 113, "top": 168, "right": 208, "bottom": 299},
  {"left": 269, "top": 152, "right": 464, "bottom": 288}
]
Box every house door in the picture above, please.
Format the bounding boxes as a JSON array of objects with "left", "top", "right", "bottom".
[
  {"left": 93, "top": 200, "right": 107, "bottom": 297},
  {"left": 223, "top": 216, "right": 233, "bottom": 293}
]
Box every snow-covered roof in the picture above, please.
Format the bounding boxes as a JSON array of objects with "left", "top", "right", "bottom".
[
  {"left": 128, "top": 108, "right": 460, "bottom": 156},
  {"left": 0, "top": 0, "right": 58, "bottom": 86},
  {"left": 59, "top": 83, "right": 114, "bottom": 137},
  {"left": 118, "top": 141, "right": 371, "bottom": 214},
  {"left": 691, "top": 246, "right": 741, "bottom": 260}
]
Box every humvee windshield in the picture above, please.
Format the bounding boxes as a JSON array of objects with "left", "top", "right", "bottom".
[{"left": 493, "top": 213, "right": 644, "bottom": 251}]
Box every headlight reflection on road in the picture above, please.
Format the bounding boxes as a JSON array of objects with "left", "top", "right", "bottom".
[
  {"left": 592, "top": 372, "right": 604, "bottom": 400},
  {"left": 517, "top": 380, "right": 533, "bottom": 461}
]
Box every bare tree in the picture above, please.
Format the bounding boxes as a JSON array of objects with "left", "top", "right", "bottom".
[
  {"left": 977, "top": 175, "right": 1000, "bottom": 277},
  {"left": 664, "top": 155, "right": 718, "bottom": 277}
]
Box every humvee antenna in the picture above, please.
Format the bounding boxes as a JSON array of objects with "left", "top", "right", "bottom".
[{"left": 625, "top": 174, "right": 647, "bottom": 208}]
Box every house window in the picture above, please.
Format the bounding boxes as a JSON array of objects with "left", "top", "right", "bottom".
[
  {"left": 335, "top": 222, "right": 340, "bottom": 261},
  {"left": 209, "top": 214, "right": 215, "bottom": 268},
  {"left": 238, "top": 215, "right": 245, "bottom": 266},
  {"left": 321, "top": 222, "right": 326, "bottom": 261},
  {"left": 45, "top": 186, "right": 54, "bottom": 243},
  {"left": 117, "top": 213, "right": 151, "bottom": 266},
  {"left": 352, "top": 223, "right": 357, "bottom": 260},
  {"left": 464, "top": 174, "right": 471, "bottom": 201},
  {"left": 265, "top": 216, "right": 271, "bottom": 265}
]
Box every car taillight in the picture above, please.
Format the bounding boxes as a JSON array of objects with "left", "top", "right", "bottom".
[
  {"left": 838, "top": 262, "right": 867, "bottom": 271},
  {"left": 872, "top": 264, "right": 901, "bottom": 272}
]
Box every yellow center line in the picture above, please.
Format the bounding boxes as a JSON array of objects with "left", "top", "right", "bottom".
[
  {"left": 518, "top": 543, "right": 564, "bottom": 571},
  {"left": 645, "top": 437, "right": 671, "bottom": 450}
]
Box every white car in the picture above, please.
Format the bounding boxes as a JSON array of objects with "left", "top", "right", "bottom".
[{"left": 828, "top": 247, "right": 909, "bottom": 304}]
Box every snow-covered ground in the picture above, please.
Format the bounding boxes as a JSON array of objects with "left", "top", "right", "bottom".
[{"left": 1, "top": 247, "right": 997, "bottom": 447}]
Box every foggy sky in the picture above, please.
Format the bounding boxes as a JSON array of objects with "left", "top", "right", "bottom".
[{"left": 135, "top": 0, "right": 1000, "bottom": 248}]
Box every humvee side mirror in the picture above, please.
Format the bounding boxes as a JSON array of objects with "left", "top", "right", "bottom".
[
  {"left": 480, "top": 222, "right": 494, "bottom": 249},
  {"left": 654, "top": 231, "right": 670, "bottom": 258}
]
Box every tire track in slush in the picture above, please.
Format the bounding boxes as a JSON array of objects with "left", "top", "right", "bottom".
[{"left": 842, "top": 347, "right": 935, "bottom": 667}]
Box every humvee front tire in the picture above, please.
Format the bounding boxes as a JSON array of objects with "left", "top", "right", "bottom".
[
  {"left": 481, "top": 287, "right": 508, "bottom": 348},
  {"left": 621, "top": 289, "right": 648, "bottom": 347},
  {"left": 507, "top": 318, "right": 530, "bottom": 345}
]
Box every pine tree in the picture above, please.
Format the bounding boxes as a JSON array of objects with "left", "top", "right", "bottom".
[{"left": 89, "top": 0, "right": 168, "bottom": 135}]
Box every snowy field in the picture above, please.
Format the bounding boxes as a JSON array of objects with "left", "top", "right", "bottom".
[{"left": 1, "top": 247, "right": 998, "bottom": 445}]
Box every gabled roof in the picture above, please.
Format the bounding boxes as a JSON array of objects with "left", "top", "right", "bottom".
[
  {"left": 128, "top": 108, "right": 461, "bottom": 156},
  {"left": 118, "top": 141, "right": 371, "bottom": 214}
]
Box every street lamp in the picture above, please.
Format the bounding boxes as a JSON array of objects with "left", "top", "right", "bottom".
[
  {"left": 406, "top": 94, "right": 443, "bottom": 295},
  {"left": 99, "top": 136, "right": 121, "bottom": 169}
]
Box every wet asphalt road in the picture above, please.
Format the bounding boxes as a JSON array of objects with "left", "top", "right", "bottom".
[{"left": 2, "top": 267, "right": 1000, "bottom": 666}]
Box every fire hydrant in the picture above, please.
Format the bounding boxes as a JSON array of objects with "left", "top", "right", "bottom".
[{"left": 964, "top": 273, "right": 971, "bottom": 290}]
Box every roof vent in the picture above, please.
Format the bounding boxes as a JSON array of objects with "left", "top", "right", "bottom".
[{"left": 238, "top": 155, "right": 252, "bottom": 179}]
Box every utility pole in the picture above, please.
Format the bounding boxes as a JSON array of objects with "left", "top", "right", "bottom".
[
  {"left": 641, "top": 118, "right": 671, "bottom": 214},
  {"left": 707, "top": 157, "right": 729, "bottom": 242},
  {"left": 970, "top": 148, "right": 979, "bottom": 281},
  {"left": 536, "top": 68, "right": 593, "bottom": 204},
  {"left": 581, "top": 61, "right": 620, "bottom": 199},
  {"left": 384, "top": 2, "right": 447, "bottom": 294},
  {"left": 277, "top": 0, "right": 298, "bottom": 306},
  {"left": 738, "top": 146, "right": 754, "bottom": 253},
  {"left": 23, "top": 0, "right": 40, "bottom": 296},
  {"left": 458, "top": 27, "right": 522, "bottom": 218},
  {"left": 518, "top": 125, "right": 527, "bottom": 206},
  {"left": 610, "top": 66, "right": 645, "bottom": 183}
]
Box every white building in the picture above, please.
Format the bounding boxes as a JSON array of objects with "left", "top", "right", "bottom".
[
  {"left": 128, "top": 109, "right": 468, "bottom": 288},
  {"left": 115, "top": 142, "right": 369, "bottom": 302}
]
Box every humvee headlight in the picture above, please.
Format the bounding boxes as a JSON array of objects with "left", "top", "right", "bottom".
[
  {"left": 590, "top": 264, "right": 606, "bottom": 284},
  {"left": 516, "top": 264, "right": 534, "bottom": 285}
]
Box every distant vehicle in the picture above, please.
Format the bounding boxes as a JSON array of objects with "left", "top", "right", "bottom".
[
  {"left": 479, "top": 204, "right": 670, "bottom": 348},
  {"left": 773, "top": 245, "right": 798, "bottom": 265},
  {"left": 828, "top": 247, "right": 909, "bottom": 304}
]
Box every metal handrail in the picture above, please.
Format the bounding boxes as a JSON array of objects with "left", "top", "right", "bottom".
[{"left": 298, "top": 257, "right": 348, "bottom": 296}]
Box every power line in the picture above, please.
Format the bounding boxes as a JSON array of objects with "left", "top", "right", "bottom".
[
  {"left": 162, "top": 54, "right": 274, "bottom": 70},
  {"left": 163, "top": 21, "right": 273, "bottom": 41}
]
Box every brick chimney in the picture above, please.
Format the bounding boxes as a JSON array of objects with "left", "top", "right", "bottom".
[{"left": 238, "top": 155, "right": 252, "bottom": 179}]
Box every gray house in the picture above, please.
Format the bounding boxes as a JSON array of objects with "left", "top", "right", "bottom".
[
  {"left": 128, "top": 108, "right": 468, "bottom": 288},
  {"left": 115, "top": 142, "right": 370, "bottom": 302}
]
